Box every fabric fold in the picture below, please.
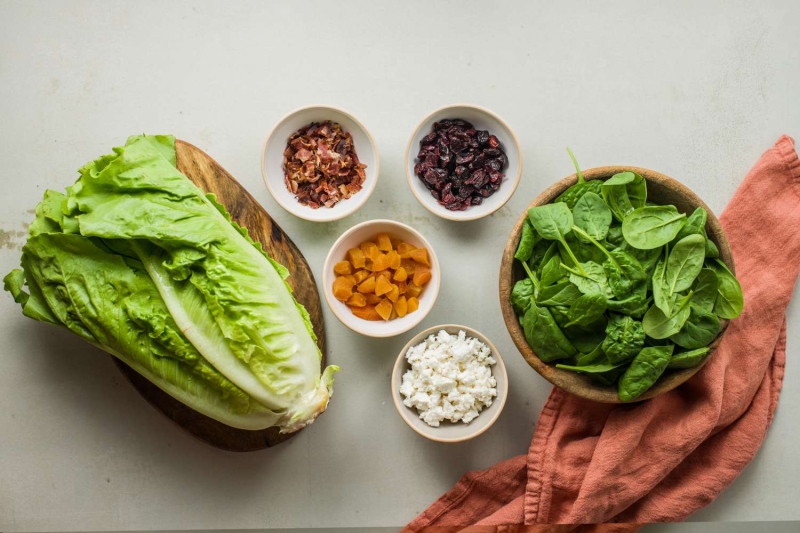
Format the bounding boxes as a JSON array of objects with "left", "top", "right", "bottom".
[{"left": 403, "top": 135, "right": 799, "bottom": 531}]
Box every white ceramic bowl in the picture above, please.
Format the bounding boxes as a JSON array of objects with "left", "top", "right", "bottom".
[
  {"left": 322, "top": 219, "right": 440, "bottom": 338},
  {"left": 391, "top": 324, "right": 508, "bottom": 443},
  {"left": 262, "top": 105, "right": 379, "bottom": 222},
  {"left": 405, "top": 104, "right": 522, "bottom": 221}
]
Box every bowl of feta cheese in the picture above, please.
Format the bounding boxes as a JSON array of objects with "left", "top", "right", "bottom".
[{"left": 392, "top": 325, "right": 508, "bottom": 442}]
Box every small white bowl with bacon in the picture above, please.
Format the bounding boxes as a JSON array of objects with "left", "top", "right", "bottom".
[{"left": 262, "top": 105, "right": 379, "bottom": 222}]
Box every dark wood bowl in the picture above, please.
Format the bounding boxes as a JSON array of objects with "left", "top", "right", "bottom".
[{"left": 498, "top": 166, "right": 734, "bottom": 403}]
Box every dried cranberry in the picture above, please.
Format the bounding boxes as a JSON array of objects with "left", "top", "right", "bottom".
[
  {"left": 485, "top": 159, "right": 502, "bottom": 172},
  {"left": 480, "top": 186, "right": 493, "bottom": 197},
  {"left": 423, "top": 168, "right": 439, "bottom": 184},
  {"left": 471, "top": 196, "right": 483, "bottom": 205},
  {"left": 488, "top": 135, "right": 500, "bottom": 148},
  {"left": 439, "top": 153, "right": 452, "bottom": 167},
  {"left": 430, "top": 189, "right": 440, "bottom": 200},
  {"left": 457, "top": 185, "right": 475, "bottom": 198},
  {"left": 497, "top": 153, "right": 508, "bottom": 168},
  {"left": 414, "top": 162, "right": 425, "bottom": 177},
  {"left": 433, "top": 120, "right": 452, "bottom": 131},
  {"left": 452, "top": 119, "right": 473, "bottom": 128},
  {"left": 484, "top": 148, "right": 501, "bottom": 157},
  {"left": 449, "top": 137, "right": 465, "bottom": 153},
  {"left": 476, "top": 130, "right": 490, "bottom": 145},
  {"left": 424, "top": 153, "right": 438, "bottom": 167},
  {"left": 490, "top": 182, "right": 501, "bottom": 191},
  {"left": 421, "top": 132, "right": 438, "bottom": 145},
  {"left": 455, "top": 165, "right": 469, "bottom": 178},
  {"left": 464, "top": 128, "right": 476, "bottom": 137},
  {"left": 489, "top": 171, "right": 504, "bottom": 184},
  {"left": 455, "top": 152, "right": 474, "bottom": 165}
]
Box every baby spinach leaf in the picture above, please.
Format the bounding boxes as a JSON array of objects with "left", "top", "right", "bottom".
[
  {"left": 602, "top": 171, "right": 647, "bottom": 222},
  {"left": 570, "top": 225, "right": 645, "bottom": 299},
  {"left": 536, "top": 242, "right": 559, "bottom": 277},
  {"left": 563, "top": 317, "right": 608, "bottom": 353},
  {"left": 705, "top": 237, "right": 720, "bottom": 259},
  {"left": 622, "top": 206, "right": 687, "bottom": 250},
  {"left": 665, "top": 234, "right": 705, "bottom": 295},
  {"left": 651, "top": 254, "right": 675, "bottom": 315},
  {"left": 710, "top": 259, "right": 744, "bottom": 319},
  {"left": 564, "top": 292, "right": 607, "bottom": 328},
  {"left": 528, "top": 203, "right": 585, "bottom": 274},
  {"left": 510, "top": 278, "right": 535, "bottom": 315},
  {"left": 591, "top": 367, "right": 624, "bottom": 386},
  {"left": 618, "top": 241, "right": 662, "bottom": 280},
  {"left": 563, "top": 233, "right": 607, "bottom": 265},
  {"left": 575, "top": 343, "right": 606, "bottom": 366},
  {"left": 541, "top": 253, "right": 566, "bottom": 286},
  {"left": 674, "top": 207, "right": 708, "bottom": 242},
  {"left": 642, "top": 291, "right": 694, "bottom": 339},
  {"left": 556, "top": 360, "right": 626, "bottom": 374},
  {"left": 522, "top": 301, "right": 577, "bottom": 362},
  {"left": 573, "top": 192, "right": 612, "bottom": 241},
  {"left": 667, "top": 347, "right": 710, "bottom": 369},
  {"left": 562, "top": 261, "right": 613, "bottom": 297},
  {"left": 606, "top": 283, "right": 649, "bottom": 317},
  {"left": 605, "top": 223, "right": 624, "bottom": 249},
  {"left": 602, "top": 314, "right": 645, "bottom": 365},
  {"left": 669, "top": 303, "right": 720, "bottom": 349},
  {"left": 691, "top": 268, "right": 719, "bottom": 312},
  {"left": 618, "top": 345, "right": 674, "bottom": 401},
  {"left": 536, "top": 280, "right": 582, "bottom": 307},
  {"left": 554, "top": 147, "right": 604, "bottom": 208},
  {"left": 514, "top": 219, "right": 538, "bottom": 262}
]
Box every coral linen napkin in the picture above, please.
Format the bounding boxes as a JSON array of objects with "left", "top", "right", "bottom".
[{"left": 403, "top": 135, "right": 800, "bottom": 532}]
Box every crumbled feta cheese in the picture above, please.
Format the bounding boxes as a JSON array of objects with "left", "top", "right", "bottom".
[{"left": 400, "top": 330, "right": 497, "bottom": 427}]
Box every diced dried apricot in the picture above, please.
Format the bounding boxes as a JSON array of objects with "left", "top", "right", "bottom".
[
  {"left": 393, "top": 267, "right": 408, "bottom": 282},
  {"left": 353, "top": 270, "right": 369, "bottom": 283},
  {"left": 375, "top": 298, "right": 393, "bottom": 320},
  {"left": 343, "top": 274, "right": 357, "bottom": 285},
  {"left": 397, "top": 242, "right": 417, "bottom": 259},
  {"left": 390, "top": 238, "right": 403, "bottom": 249},
  {"left": 401, "top": 258, "right": 416, "bottom": 275},
  {"left": 390, "top": 307, "right": 398, "bottom": 320},
  {"left": 394, "top": 296, "right": 408, "bottom": 317},
  {"left": 413, "top": 266, "right": 432, "bottom": 287},
  {"left": 386, "top": 284, "right": 400, "bottom": 302},
  {"left": 372, "top": 253, "right": 389, "bottom": 271},
  {"left": 357, "top": 276, "right": 376, "bottom": 294},
  {"left": 364, "top": 259, "right": 374, "bottom": 271},
  {"left": 397, "top": 281, "right": 408, "bottom": 294},
  {"left": 410, "top": 248, "right": 430, "bottom": 267},
  {"left": 333, "top": 277, "right": 354, "bottom": 301},
  {"left": 372, "top": 269, "right": 391, "bottom": 281},
  {"left": 386, "top": 250, "right": 401, "bottom": 270},
  {"left": 360, "top": 241, "right": 378, "bottom": 257},
  {"left": 375, "top": 275, "right": 392, "bottom": 296},
  {"left": 346, "top": 293, "right": 367, "bottom": 307},
  {"left": 351, "top": 305, "right": 382, "bottom": 321},
  {"left": 376, "top": 233, "right": 392, "bottom": 252},
  {"left": 365, "top": 293, "right": 382, "bottom": 305},
  {"left": 407, "top": 296, "right": 419, "bottom": 313},
  {"left": 333, "top": 261, "right": 352, "bottom": 275},
  {"left": 347, "top": 248, "right": 366, "bottom": 269},
  {"left": 406, "top": 283, "right": 423, "bottom": 298},
  {"left": 369, "top": 246, "right": 383, "bottom": 263}
]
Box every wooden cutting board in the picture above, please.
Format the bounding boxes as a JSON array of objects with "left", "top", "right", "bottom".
[{"left": 112, "top": 140, "right": 327, "bottom": 452}]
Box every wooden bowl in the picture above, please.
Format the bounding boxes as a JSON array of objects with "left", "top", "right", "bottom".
[{"left": 499, "top": 166, "right": 734, "bottom": 403}]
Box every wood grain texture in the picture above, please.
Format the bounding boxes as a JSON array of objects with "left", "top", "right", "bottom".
[
  {"left": 499, "top": 166, "right": 734, "bottom": 403},
  {"left": 112, "top": 140, "right": 326, "bottom": 451}
]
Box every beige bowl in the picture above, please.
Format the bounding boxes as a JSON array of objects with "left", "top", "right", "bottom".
[
  {"left": 323, "top": 219, "right": 440, "bottom": 338},
  {"left": 499, "top": 166, "right": 735, "bottom": 403},
  {"left": 391, "top": 324, "right": 508, "bottom": 443},
  {"left": 405, "top": 104, "right": 522, "bottom": 221},
  {"left": 262, "top": 105, "right": 379, "bottom": 222}
]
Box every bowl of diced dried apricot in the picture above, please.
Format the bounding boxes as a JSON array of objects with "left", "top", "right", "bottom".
[{"left": 323, "top": 219, "right": 441, "bottom": 337}]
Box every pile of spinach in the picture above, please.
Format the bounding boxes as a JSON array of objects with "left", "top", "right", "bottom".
[{"left": 511, "top": 150, "right": 744, "bottom": 401}]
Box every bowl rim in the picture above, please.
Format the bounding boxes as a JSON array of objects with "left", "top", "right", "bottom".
[
  {"left": 404, "top": 103, "right": 523, "bottom": 222},
  {"left": 498, "top": 165, "right": 735, "bottom": 403},
  {"left": 322, "top": 218, "right": 441, "bottom": 338},
  {"left": 391, "top": 324, "right": 509, "bottom": 443},
  {"left": 261, "top": 104, "right": 380, "bottom": 223}
]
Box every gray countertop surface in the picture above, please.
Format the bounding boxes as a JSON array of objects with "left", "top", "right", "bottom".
[{"left": 1, "top": 0, "right": 798, "bottom": 530}]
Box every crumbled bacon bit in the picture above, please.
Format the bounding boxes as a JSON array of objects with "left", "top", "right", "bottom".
[{"left": 283, "top": 121, "right": 367, "bottom": 209}]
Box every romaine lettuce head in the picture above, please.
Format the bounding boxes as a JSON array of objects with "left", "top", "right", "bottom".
[{"left": 4, "top": 135, "right": 338, "bottom": 433}]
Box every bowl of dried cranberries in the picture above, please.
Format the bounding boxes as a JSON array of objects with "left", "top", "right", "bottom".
[
  {"left": 262, "top": 105, "right": 379, "bottom": 222},
  {"left": 323, "top": 219, "right": 441, "bottom": 337},
  {"left": 405, "top": 104, "right": 522, "bottom": 221}
]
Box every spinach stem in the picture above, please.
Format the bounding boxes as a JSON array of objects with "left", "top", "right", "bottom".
[
  {"left": 566, "top": 147, "right": 584, "bottom": 183},
  {"left": 522, "top": 261, "right": 540, "bottom": 291},
  {"left": 571, "top": 225, "right": 618, "bottom": 267},
  {"left": 559, "top": 237, "right": 587, "bottom": 275}
]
